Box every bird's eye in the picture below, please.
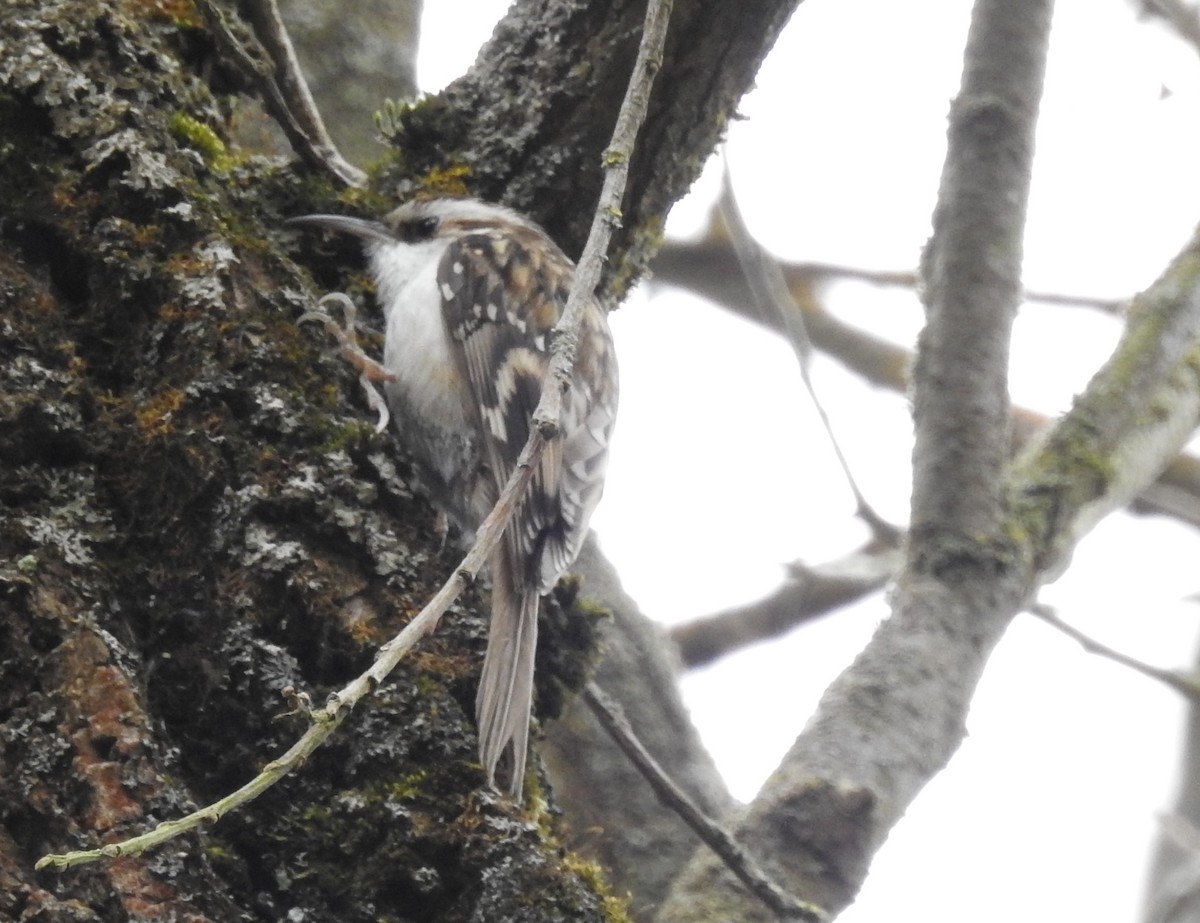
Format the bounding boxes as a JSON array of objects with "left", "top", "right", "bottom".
[{"left": 397, "top": 215, "right": 440, "bottom": 242}]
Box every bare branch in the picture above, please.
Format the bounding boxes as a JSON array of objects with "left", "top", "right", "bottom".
[
  {"left": 242, "top": 0, "right": 367, "bottom": 186},
  {"left": 1138, "top": 0, "right": 1200, "bottom": 59},
  {"left": 1030, "top": 604, "right": 1200, "bottom": 700},
  {"left": 584, "top": 683, "right": 825, "bottom": 922},
  {"left": 914, "top": 0, "right": 1052, "bottom": 543},
  {"left": 716, "top": 163, "right": 899, "bottom": 544},
  {"left": 671, "top": 541, "right": 901, "bottom": 668},
  {"left": 542, "top": 539, "right": 736, "bottom": 911},
  {"left": 655, "top": 240, "right": 1200, "bottom": 531},
  {"left": 194, "top": 0, "right": 366, "bottom": 188},
  {"left": 534, "top": 0, "right": 673, "bottom": 434},
  {"left": 655, "top": 236, "right": 1127, "bottom": 318}
]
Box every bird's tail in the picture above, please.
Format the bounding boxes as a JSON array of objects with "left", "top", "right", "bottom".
[{"left": 476, "top": 545, "right": 539, "bottom": 798}]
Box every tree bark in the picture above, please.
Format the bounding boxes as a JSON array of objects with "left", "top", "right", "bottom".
[{"left": 1142, "top": 639, "right": 1200, "bottom": 923}]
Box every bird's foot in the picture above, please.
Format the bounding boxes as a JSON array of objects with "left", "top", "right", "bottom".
[{"left": 300, "top": 292, "right": 396, "bottom": 432}]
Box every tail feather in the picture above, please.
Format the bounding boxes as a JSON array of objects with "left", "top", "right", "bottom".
[{"left": 476, "top": 546, "right": 539, "bottom": 798}]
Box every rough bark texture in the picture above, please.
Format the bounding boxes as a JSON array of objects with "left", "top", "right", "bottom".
[
  {"left": 378, "top": 0, "right": 800, "bottom": 301},
  {"left": 913, "top": 0, "right": 1050, "bottom": 547},
  {"left": 0, "top": 0, "right": 797, "bottom": 919}
]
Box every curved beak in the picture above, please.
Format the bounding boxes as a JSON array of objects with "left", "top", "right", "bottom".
[{"left": 286, "top": 214, "right": 394, "bottom": 243}]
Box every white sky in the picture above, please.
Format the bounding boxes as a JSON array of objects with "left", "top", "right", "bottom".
[{"left": 419, "top": 3, "right": 1200, "bottom": 921}]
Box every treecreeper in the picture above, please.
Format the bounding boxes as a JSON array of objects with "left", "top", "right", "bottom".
[{"left": 290, "top": 197, "right": 619, "bottom": 798}]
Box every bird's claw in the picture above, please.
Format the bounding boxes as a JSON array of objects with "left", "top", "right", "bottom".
[{"left": 300, "top": 292, "right": 395, "bottom": 433}]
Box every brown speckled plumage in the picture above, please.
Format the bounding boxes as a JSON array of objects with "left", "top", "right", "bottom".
[{"left": 292, "top": 198, "right": 618, "bottom": 797}]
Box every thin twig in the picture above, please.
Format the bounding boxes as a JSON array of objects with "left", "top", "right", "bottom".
[
  {"left": 36, "top": 435, "right": 547, "bottom": 871},
  {"left": 1140, "top": 0, "right": 1200, "bottom": 60},
  {"left": 716, "top": 163, "right": 899, "bottom": 544},
  {"left": 663, "top": 230, "right": 1128, "bottom": 315},
  {"left": 532, "top": 7, "right": 820, "bottom": 915},
  {"left": 243, "top": 0, "right": 367, "bottom": 187},
  {"left": 671, "top": 541, "right": 903, "bottom": 668},
  {"left": 1029, "top": 603, "right": 1200, "bottom": 700},
  {"left": 532, "top": 0, "right": 673, "bottom": 435},
  {"left": 194, "top": 0, "right": 366, "bottom": 188},
  {"left": 583, "top": 683, "right": 826, "bottom": 922},
  {"left": 1026, "top": 286, "right": 1127, "bottom": 314}
]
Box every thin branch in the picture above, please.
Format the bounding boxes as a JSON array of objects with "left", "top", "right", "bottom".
[
  {"left": 37, "top": 0, "right": 675, "bottom": 871},
  {"left": 913, "top": 0, "right": 1053, "bottom": 542},
  {"left": 36, "top": 433, "right": 547, "bottom": 871},
  {"left": 1028, "top": 286, "right": 1127, "bottom": 313},
  {"left": 671, "top": 541, "right": 902, "bottom": 667},
  {"left": 1139, "top": 0, "right": 1200, "bottom": 60},
  {"left": 242, "top": 0, "right": 367, "bottom": 187},
  {"left": 194, "top": 0, "right": 366, "bottom": 188},
  {"left": 1029, "top": 604, "right": 1200, "bottom": 700},
  {"left": 716, "top": 163, "right": 899, "bottom": 544},
  {"left": 533, "top": 0, "right": 673, "bottom": 435},
  {"left": 583, "top": 683, "right": 825, "bottom": 923},
  {"left": 656, "top": 238, "right": 1128, "bottom": 315}
]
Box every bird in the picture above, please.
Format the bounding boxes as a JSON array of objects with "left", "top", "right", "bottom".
[{"left": 288, "top": 197, "right": 618, "bottom": 798}]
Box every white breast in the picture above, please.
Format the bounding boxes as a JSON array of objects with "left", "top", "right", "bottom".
[
  {"left": 370, "top": 239, "right": 469, "bottom": 425},
  {"left": 367, "top": 238, "right": 486, "bottom": 522}
]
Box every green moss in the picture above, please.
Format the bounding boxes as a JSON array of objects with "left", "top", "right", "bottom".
[
  {"left": 535, "top": 584, "right": 610, "bottom": 722},
  {"left": 420, "top": 163, "right": 472, "bottom": 197},
  {"left": 169, "top": 112, "right": 235, "bottom": 173},
  {"left": 313, "top": 417, "right": 385, "bottom": 455},
  {"left": 604, "top": 214, "right": 665, "bottom": 302},
  {"left": 369, "top": 94, "right": 471, "bottom": 192},
  {"left": 561, "top": 852, "right": 633, "bottom": 923},
  {"left": 413, "top": 673, "right": 446, "bottom": 698},
  {"left": 204, "top": 843, "right": 236, "bottom": 863},
  {"left": 335, "top": 182, "right": 394, "bottom": 216},
  {"left": 1003, "top": 411, "right": 1114, "bottom": 574},
  {"left": 386, "top": 770, "right": 430, "bottom": 801},
  {"left": 373, "top": 95, "right": 445, "bottom": 147}
]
